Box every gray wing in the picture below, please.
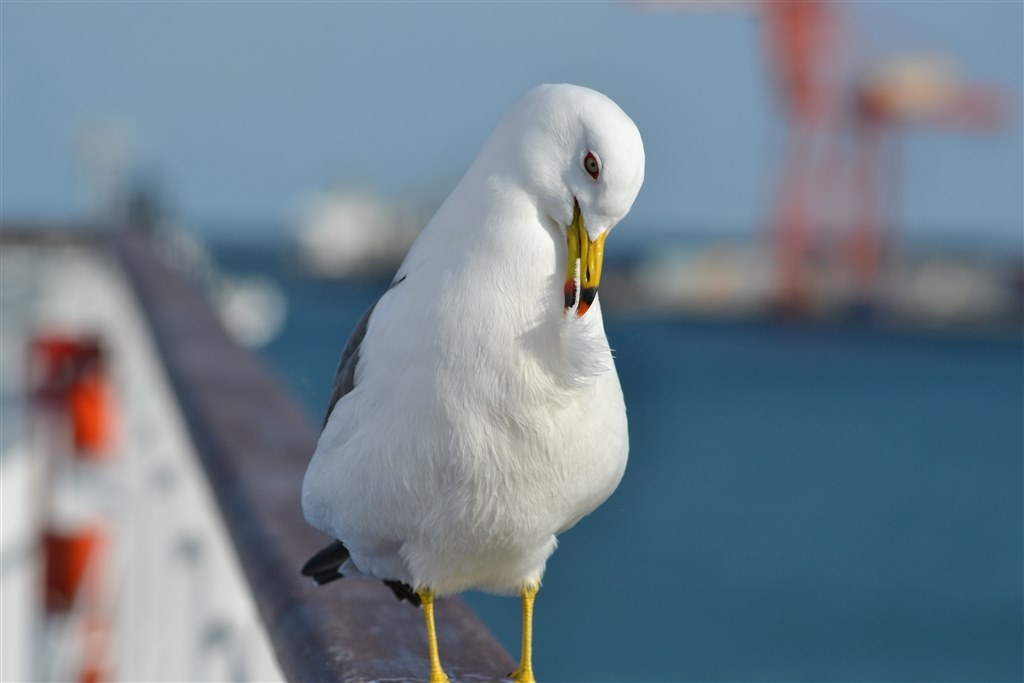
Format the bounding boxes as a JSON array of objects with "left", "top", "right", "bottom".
[
  {"left": 321, "top": 303, "right": 375, "bottom": 429},
  {"left": 321, "top": 276, "right": 405, "bottom": 430}
]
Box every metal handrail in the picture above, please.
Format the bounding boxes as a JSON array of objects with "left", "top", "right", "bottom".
[{"left": 114, "top": 231, "right": 514, "bottom": 682}]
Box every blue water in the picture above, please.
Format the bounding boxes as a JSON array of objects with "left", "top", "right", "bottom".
[{"left": 221, "top": 248, "right": 1023, "bottom": 682}]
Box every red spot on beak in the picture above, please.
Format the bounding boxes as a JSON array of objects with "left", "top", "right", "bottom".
[{"left": 564, "top": 281, "right": 577, "bottom": 310}]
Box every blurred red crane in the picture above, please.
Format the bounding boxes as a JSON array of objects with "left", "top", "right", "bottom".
[
  {"left": 637, "top": 0, "right": 1007, "bottom": 314},
  {"left": 763, "top": 0, "right": 1006, "bottom": 312}
]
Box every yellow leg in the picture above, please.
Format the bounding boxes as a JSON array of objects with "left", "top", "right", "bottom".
[
  {"left": 510, "top": 583, "right": 539, "bottom": 683},
  {"left": 418, "top": 589, "right": 450, "bottom": 683}
]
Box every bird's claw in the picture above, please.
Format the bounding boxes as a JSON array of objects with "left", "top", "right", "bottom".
[{"left": 508, "top": 666, "right": 536, "bottom": 683}]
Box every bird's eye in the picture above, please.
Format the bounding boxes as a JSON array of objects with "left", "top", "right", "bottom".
[{"left": 583, "top": 151, "right": 601, "bottom": 180}]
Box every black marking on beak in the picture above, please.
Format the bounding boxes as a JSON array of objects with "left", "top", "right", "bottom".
[{"left": 580, "top": 287, "right": 597, "bottom": 310}]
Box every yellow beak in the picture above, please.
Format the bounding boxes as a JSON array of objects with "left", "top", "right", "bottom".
[{"left": 563, "top": 201, "right": 607, "bottom": 317}]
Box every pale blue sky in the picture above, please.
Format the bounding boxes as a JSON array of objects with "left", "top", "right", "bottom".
[{"left": 2, "top": 1, "right": 1021, "bottom": 247}]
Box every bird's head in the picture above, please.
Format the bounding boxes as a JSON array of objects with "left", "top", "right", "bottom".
[{"left": 482, "top": 84, "right": 645, "bottom": 317}]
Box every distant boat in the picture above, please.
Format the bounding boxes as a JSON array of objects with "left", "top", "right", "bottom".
[{"left": 295, "top": 190, "right": 424, "bottom": 278}]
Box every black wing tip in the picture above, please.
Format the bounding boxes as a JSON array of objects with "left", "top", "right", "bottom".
[
  {"left": 301, "top": 539, "right": 350, "bottom": 577},
  {"left": 309, "top": 569, "right": 344, "bottom": 586},
  {"left": 384, "top": 580, "right": 422, "bottom": 607},
  {"left": 301, "top": 540, "right": 421, "bottom": 607}
]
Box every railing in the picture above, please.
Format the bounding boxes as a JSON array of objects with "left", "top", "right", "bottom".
[
  {"left": 3, "top": 227, "right": 514, "bottom": 682},
  {"left": 2, "top": 229, "right": 282, "bottom": 682},
  {"left": 115, "top": 231, "right": 515, "bottom": 681}
]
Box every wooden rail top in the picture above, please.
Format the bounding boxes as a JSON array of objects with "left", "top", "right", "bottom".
[{"left": 114, "top": 231, "right": 515, "bottom": 682}]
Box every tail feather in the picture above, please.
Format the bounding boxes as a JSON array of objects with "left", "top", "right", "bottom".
[{"left": 300, "top": 539, "right": 421, "bottom": 606}]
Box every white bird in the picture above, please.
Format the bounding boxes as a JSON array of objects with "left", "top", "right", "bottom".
[{"left": 301, "top": 83, "right": 645, "bottom": 683}]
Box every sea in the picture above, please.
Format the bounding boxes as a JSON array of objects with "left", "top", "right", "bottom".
[{"left": 217, "top": 244, "right": 1022, "bottom": 683}]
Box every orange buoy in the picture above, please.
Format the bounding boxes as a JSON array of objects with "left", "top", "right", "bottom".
[{"left": 42, "top": 525, "right": 106, "bottom": 614}]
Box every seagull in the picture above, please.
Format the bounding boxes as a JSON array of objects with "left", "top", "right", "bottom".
[{"left": 301, "top": 83, "right": 645, "bottom": 683}]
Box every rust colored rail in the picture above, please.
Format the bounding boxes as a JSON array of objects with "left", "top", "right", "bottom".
[{"left": 113, "top": 231, "right": 515, "bottom": 682}]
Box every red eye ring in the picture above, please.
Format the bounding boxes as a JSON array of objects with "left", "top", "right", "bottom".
[{"left": 583, "top": 151, "right": 601, "bottom": 180}]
